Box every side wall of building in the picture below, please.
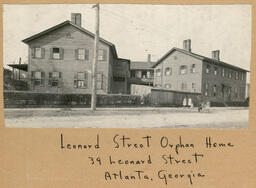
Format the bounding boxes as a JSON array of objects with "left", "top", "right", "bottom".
[
  {"left": 201, "top": 61, "right": 247, "bottom": 102},
  {"left": 111, "top": 59, "right": 130, "bottom": 94},
  {"left": 27, "top": 24, "right": 111, "bottom": 94},
  {"left": 154, "top": 50, "right": 203, "bottom": 93}
]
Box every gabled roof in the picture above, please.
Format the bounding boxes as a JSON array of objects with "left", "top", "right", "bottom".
[
  {"left": 130, "top": 61, "right": 157, "bottom": 70},
  {"left": 22, "top": 20, "right": 118, "bottom": 58},
  {"left": 153, "top": 47, "right": 249, "bottom": 72}
]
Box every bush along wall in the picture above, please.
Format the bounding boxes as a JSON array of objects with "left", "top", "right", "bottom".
[{"left": 4, "top": 91, "right": 142, "bottom": 108}]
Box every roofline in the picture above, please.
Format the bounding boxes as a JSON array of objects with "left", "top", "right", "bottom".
[
  {"left": 116, "top": 58, "right": 130, "bottom": 62},
  {"left": 152, "top": 47, "right": 249, "bottom": 72},
  {"left": 130, "top": 68, "right": 154, "bottom": 70},
  {"left": 22, "top": 20, "right": 118, "bottom": 58}
]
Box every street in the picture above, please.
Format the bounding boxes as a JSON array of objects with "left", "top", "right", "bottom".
[{"left": 4, "top": 107, "right": 249, "bottom": 129}]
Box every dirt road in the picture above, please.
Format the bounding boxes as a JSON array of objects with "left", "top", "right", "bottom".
[{"left": 4, "top": 107, "right": 249, "bottom": 129}]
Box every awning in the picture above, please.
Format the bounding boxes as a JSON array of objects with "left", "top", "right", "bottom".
[{"left": 8, "top": 64, "right": 28, "bottom": 72}]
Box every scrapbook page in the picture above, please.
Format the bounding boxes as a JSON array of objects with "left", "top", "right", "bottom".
[{"left": 0, "top": 1, "right": 255, "bottom": 188}]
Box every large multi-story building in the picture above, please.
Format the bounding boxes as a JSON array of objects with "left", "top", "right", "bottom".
[
  {"left": 18, "top": 13, "right": 130, "bottom": 94},
  {"left": 153, "top": 39, "right": 248, "bottom": 103}
]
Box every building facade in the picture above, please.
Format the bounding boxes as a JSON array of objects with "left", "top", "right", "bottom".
[
  {"left": 153, "top": 40, "right": 248, "bottom": 103},
  {"left": 21, "top": 13, "right": 130, "bottom": 94}
]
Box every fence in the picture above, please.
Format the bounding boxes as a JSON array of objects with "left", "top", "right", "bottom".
[
  {"left": 130, "top": 84, "right": 152, "bottom": 96},
  {"left": 148, "top": 88, "right": 201, "bottom": 107},
  {"left": 4, "top": 91, "right": 141, "bottom": 108}
]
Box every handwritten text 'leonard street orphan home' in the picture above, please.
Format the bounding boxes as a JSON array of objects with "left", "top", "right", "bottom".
[{"left": 60, "top": 134, "right": 234, "bottom": 186}]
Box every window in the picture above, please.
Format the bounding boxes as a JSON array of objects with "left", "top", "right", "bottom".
[
  {"left": 147, "top": 71, "right": 152, "bottom": 78},
  {"left": 96, "top": 74, "right": 103, "bottom": 90},
  {"left": 156, "top": 69, "right": 161, "bottom": 77},
  {"left": 48, "top": 72, "right": 62, "bottom": 87},
  {"left": 192, "top": 83, "right": 196, "bottom": 91},
  {"left": 228, "top": 70, "right": 232, "bottom": 78},
  {"left": 141, "top": 71, "right": 147, "bottom": 78},
  {"left": 32, "top": 47, "right": 45, "bottom": 59},
  {"left": 191, "top": 64, "right": 196, "bottom": 73},
  {"left": 165, "top": 67, "right": 172, "bottom": 76},
  {"left": 206, "top": 65, "right": 210, "bottom": 74},
  {"left": 205, "top": 83, "right": 209, "bottom": 96},
  {"left": 240, "top": 87, "right": 244, "bottom": 98},
  {"left": 180, "top": 65, "right": 187, "bottom": 74},
  {"left": 222, "top": 69, "right": 225, "bottom": 77},
  {"left": 181, "top": 82, "right": 187, "bottom": 90},
  {"left": 156, "top": 84, "right": 161, "bottom": 88},
  {"left": 98, "top": 49, "right": 107, "bottom": 61},
  {"left": 74, "top": 72, "right": 88, "bottom": 88},
  {"left": 234, "top": 88, "right": 238, "bottom": 98},
  {"left": 241, "top": 73, "right": 244, "bottom": 81},
  {"left": 31, "top": 71, "right": 45, "bottom": 86},
  {"left": 214, "top": 67, "right": 218, "bottom": 76},
  {"left": 235, "top": 71, "right": 238, "bottom": 80},
  {"left": 76, "top": 49, "right": 89, "bottom": 60},
  {"left": 225, "top": 69, "right": 228, "bottom": 77},
  {"left": 53, "top": 48, "right": 60, "bottom": 59},
  {"left": 51, "top": 48, "right": 63, "bottom": 59},
  {"left": 165, "top": 84, "right": 171, "bottom": 89},
  {"left": 213, "top": 85, "right": 217, "bottom": 97}
]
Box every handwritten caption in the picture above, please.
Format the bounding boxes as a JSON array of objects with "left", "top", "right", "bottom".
[{"left": 60, "top": 134, "right": 234, "bottom": 185}]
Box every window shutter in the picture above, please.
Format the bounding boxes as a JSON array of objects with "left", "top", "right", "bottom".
[
  {"left": 50, "top": 48, "right": 53, "bottom": 59},
  {"left": 41, "top": 72, "right": 45, "bottom": 85},
  {"left": 60, "top": 48, "right": 64, "bottom": 60},
  {"left": 75, "top": 49, "right": 78, "bottom": 60},
  {"left": 31, "top": 71, "right": 35, "bottom": 78},
  {"left": 103, "top": 49, "right": 107, "bottom": 61},
  {"left": 31, "top": 48, "right": 35, "bottom": 58},
  {"left": 84, "top": 72, "right": 88, "bottom": 88},
  {"left": 85, "top": 49, "right": 89, "bottom": 60},
  {"left": 73, "top": 80, "right": 77, "bottom": 88},
  {"left": 41, "top": 72, "right": 45, "bottom": 79},
  {"left": 59, "top": 72, "right": 62, "bottom": 79},
  {"left": 41, "top": 48, "right": 45, "bottom": 59},
  {"left": 49, "top": 72, "right": 52, "bottom": 78}
]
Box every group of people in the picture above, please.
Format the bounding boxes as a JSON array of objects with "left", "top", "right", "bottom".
[
  {"left": 183, "top": 97, "right": 211, "bottom": 113},
  {"left": 198, "top": 101, "right": 211, "bottom": 112}
]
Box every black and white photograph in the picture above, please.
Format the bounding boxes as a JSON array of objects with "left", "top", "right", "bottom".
[{"left": 3, "top": 4, "right": 251, "bottom": 128}]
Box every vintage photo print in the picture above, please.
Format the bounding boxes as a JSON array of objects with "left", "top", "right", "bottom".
[{"left": 3, "top": 4, "right": 251, "bottom": 128}]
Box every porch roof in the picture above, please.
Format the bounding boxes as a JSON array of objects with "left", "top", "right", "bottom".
[{"left": 8, "top": 64, "right": 28, "bottom": 72}]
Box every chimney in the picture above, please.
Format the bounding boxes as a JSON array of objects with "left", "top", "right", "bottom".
[
  {"left": 183, "top": 39, "right": 191, "bottom": 52},
  {"left": 147, "top": 54, "right": 151, "bottom": 63},
  {"left": 71, "top": 13, "right": 82, "bottom": 27},
  {"left": 212, "top": 50, "right": 220, "bottom": 61}
]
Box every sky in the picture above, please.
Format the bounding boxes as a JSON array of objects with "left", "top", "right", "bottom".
[{"left": 3, "top": 4, "right": 252, "bottom": 80}]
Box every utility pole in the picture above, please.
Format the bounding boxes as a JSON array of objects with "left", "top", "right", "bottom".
[
  {"left": 91, "top": 4, "right": 100, "bottom": 111},
  {"left": 18, "top": 57, "right": 21, "bottom": 80}
]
